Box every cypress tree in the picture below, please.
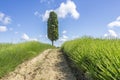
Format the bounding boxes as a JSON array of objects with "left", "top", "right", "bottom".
[{"left": 47, "top": 11, "right": 59, "bottom": 46}]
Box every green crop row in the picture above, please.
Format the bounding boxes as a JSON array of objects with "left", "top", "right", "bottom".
[
  {"left": 0, "top": 41, "right": 54, "bottom": 78},
  {"left": 61, "top": 37, "right": 120, "bottom": 80}
]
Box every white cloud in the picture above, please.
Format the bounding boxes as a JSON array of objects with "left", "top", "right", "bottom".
[
  {"left": 104, "top": 34, "right": 107, "bottom": 37},
  {"left": 58, "top": 30, "right": 69, "bottom": 43},
  {"left": 56, "top": 0, "right": 79, "bottom": 19},
  {"left": 0, "top": 12, "right": 5, "bottom": 21},
  {"left": 62, "top": 30, "right": 67, "bottom": 34},
  {"left": 42, "top": 10, "right": 53, "bottom": 21},
  {"left": 0, "top": 26, "right": 7, "bottom": 32},
  {"left": 0, "top": 12, "right": 11, "bottom": 25},
  {"left": 59, "top": 38, "right": 67, "bottom": 42},
  {"left": 21, "top": 33, "right": 30, "bottom": 40},
  {"left": 34, "top": 11, "right": 41, "bottom": 17},
  {"left": 117, "top": 16, "right": 120, "bottom": 21},
  {"left": 59, "top": 35, "right": 68, "bottom": 42},
  {"left": 45, "top": 34, "right": 48, "bottom": 38},
  {"left": 42, "top": 0, "right": 80, "bottom": 21},
  {"left": 108, "top": 21, "right": 120, "bottom": 28},
  {"left": 40, "top": 0, "right": 54, "bottom": 4},
  {"left": 108, "top": 16, "right": 120, "bottom": 28},
  {"left": 108, "top": 30, "right": 118, "bottom": 37},
  {"left": 104, "top": 30, "right": 118, "bottom": 38},
  {"left": 21, "top": 33, "right": 38, "bottom": 41},
  {"left": 3, "top": 16, "right": 11, "bottom": 25},
  {"left": 63, "top": 35, "right": 68, "bottom": 39}
]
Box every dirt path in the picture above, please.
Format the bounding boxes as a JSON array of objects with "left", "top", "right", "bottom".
[{"left": 0, "top": 49, "right": 76, "bottom": 80}]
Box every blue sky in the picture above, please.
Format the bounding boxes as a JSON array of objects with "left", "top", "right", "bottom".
[{"left": 0, "top": 0, "right": 120, "bottom": 46}]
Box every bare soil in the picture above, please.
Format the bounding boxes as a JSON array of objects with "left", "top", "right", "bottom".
[{"left": 0, "top": 49, "right": 76, "bottom": 80}]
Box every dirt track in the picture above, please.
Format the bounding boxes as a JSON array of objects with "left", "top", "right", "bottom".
[{"left": 0, "top": 49, "right": 76, "bottom": 80}]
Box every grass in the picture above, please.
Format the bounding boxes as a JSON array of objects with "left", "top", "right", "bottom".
[
  {"left": 61, "top": 37, "right": 120, "bottom": 80},
  {"left": 0, "top": 41, "right": 54, "bottom": 78}
]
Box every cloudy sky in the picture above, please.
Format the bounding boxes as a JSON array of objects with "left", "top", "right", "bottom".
[{"left": 0, "top": 0, "right": 120, "bottom": 46}]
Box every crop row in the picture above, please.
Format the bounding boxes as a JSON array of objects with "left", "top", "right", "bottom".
[{"left": 62, "top": 37, "right": 120, "bottom": 80}]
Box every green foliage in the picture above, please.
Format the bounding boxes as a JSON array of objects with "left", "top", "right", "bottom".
[
  {"left": 0, "top": 41, "right": 54, "bottom": 78},
  {"left": 61, "top": 37, "right": 120, "bottom": 80},
  {"left": 47, "top": 11, "right": 59, "bottom": 46}
]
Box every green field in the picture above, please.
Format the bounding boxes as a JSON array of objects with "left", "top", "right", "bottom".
[
  {"left": 61, "top": 37, "right": 120, "bottom": 80},
  {"left": 0, "top": 41, "right": 54, "bottom": 78}
]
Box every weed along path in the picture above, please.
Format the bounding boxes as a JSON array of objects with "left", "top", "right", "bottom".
[{"left": 0, "top": 49, "right": 76, "bottom": 80}]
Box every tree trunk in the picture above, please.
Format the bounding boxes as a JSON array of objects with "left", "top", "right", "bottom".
[{"left": 52, "top": 41, "right": 54, "bottom": 46}]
